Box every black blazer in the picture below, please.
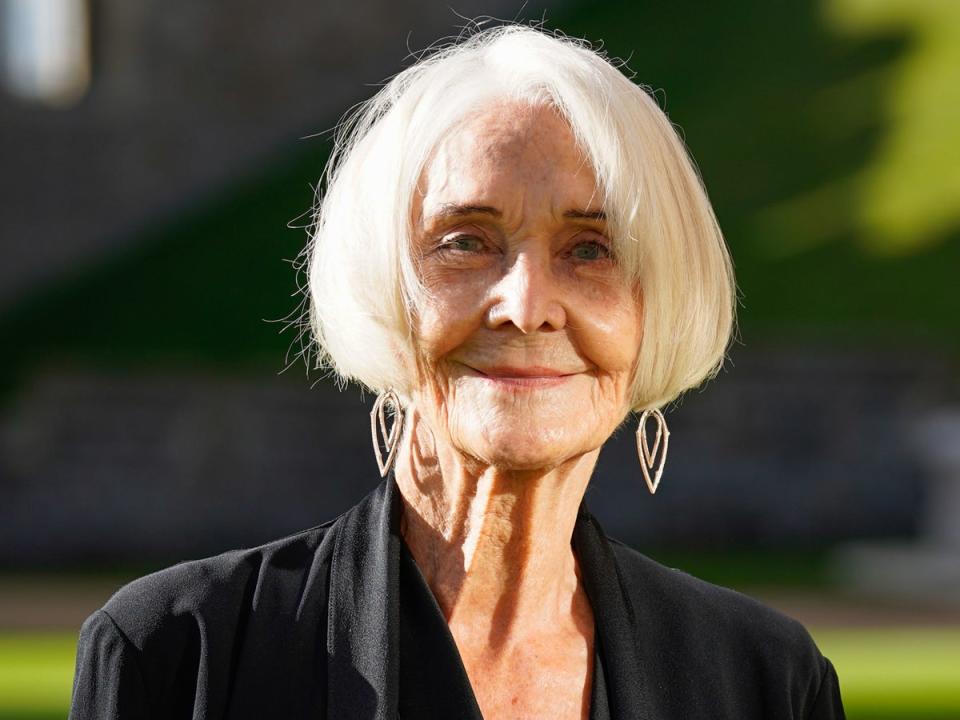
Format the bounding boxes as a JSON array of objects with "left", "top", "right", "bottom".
[{"left": 69, "top": 477, "right": 845, "bottom": 719}]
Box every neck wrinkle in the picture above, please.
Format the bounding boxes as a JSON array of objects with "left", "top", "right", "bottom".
[{"left": 394, "top": 411, "right": 598, "bottom": 650}]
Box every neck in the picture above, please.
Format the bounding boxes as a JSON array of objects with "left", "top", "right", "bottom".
[{"left": 394, "top": 410, "right": 597, "bottom": 651}]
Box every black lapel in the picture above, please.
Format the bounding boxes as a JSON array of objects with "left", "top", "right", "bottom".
[
  {"left": 574, "top": 505, "right": 652, "bottom": 720},
  {"left": 326, "top": 478, "right": 401, "bottom": 720}
]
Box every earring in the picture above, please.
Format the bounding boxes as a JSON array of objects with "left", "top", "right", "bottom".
[
  {"left": 636, "top": 408, "right": 670, "bottom": 494},
  {"left": 370, "top": 389, "right": 404, "bottom": 477}
]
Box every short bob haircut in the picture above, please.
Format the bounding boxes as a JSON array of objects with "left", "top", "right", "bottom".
[{"left": 306, "top": 24, "right": 736, "bottom": 411}]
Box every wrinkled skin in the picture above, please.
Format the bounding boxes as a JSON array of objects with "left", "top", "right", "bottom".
[
  {"left": 410, "top": 103, "right": 642, "bottom": 471},
  {"left": 395, "top": 101, "right": 643, "bottom": 720}
]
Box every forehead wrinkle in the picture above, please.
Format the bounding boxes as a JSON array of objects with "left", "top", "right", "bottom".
[{"left": 416, "top": 103, "right": 604, "bottom": 234}]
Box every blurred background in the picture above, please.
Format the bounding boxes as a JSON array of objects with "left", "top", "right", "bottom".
[{"left": 1, "top": 0, "right": 958, "bottom": 717}]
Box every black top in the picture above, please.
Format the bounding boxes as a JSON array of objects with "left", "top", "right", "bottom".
[{"left": 69, "top": 478, "right": 845, "bottom": 719}]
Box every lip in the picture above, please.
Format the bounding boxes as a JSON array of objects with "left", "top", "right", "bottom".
[{"left": 466, "top": 365, "right": 580, "bottom": 388}]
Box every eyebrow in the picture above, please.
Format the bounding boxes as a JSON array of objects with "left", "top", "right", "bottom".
[
  {"left": 564, "top": 209, "right": 607, "bottom": 222},
  {"left": 428, "top": 204, "right": 607, "bottom": 222},
  {"left": 431, "top": 203, "right": 503, "bottom": 220}
]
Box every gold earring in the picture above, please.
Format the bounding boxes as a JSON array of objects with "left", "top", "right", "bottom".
[
  {"left": 370, "top": 390, "right": 404, "bottom": 477},
  {"left": 636, "top": 408, "right": 669, "bottom": 494}
]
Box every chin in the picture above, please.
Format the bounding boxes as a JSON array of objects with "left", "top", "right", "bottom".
[
  {"left": 476, "top": 446, "right": 565, "bottom": 472},
  {"left": 455, "top": 415, "right": 588, "bottom": 472}
]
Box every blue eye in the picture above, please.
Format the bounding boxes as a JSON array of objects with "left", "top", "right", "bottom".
[
  {"left": 571, "top": 240, "right": 610, "bottom": 261},
  {"left": 442, "top": 235, "right": 485, "bottom": 253}
]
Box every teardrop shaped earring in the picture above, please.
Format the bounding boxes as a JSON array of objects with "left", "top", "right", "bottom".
[
  {"left": 636, "top": 408, "right": 670, "bottom": 494},
  {"left": 370, "top": 389, "right": 404, "bottom": 477}
]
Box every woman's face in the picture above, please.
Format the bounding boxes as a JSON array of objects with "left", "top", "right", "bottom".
[{"left": 410, "top": 102, "right": 643, "bottom": 471}]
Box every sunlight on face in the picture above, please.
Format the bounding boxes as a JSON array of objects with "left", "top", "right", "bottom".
[{"left": 410, "top": 102, "right": 643, "bottom": 471}]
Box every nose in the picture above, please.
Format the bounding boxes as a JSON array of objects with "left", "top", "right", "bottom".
[{"left": 485, "top": 250, "right": 567, "bottom": 333}]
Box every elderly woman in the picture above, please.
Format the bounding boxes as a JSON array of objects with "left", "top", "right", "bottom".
[{"left": 70, "top": 25, "right": 844, "bottom": 720}]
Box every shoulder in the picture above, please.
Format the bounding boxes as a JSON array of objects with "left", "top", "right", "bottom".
[
  {"left": 606, "top": 537, "right": 843, "bottom": 717},
  {"left": 610, "top": 540, "right": 839, "bottom": 704},
  {"left": 98, "top": 519, "right": 339, "bottom": 653},
  {"left": 608, "top": 537, "right": 820, "bottom": 658},
  {"left": 72, "top": 520, "right": 343, "bottom": 715}
]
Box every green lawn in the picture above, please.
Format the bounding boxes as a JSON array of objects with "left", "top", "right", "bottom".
[
  {"left": 2, "top": 628, "right": 957, "bottom": 719},
  {"left": 815, "top": 627, "right": 960, "bottom": 719},
  {"left": 0, "top": 634, "right": 76, "bottom": 720}
]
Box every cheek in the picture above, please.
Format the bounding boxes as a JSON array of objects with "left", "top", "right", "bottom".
[
  {"left": 415, "top": 268, "right": 493, "bottom": 361},
  {"left": 597, "top": 310, "right": 643, "bottom": 373},
  {"left": 572, "top": 285, "right": 643, "bottom": 378},
  {"left": 416, "top": 304, "right": 473, "bottom": 366}
]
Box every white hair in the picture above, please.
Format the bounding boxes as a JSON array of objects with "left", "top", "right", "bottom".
[{"left": 305, "top": 24, "right": 736, "bottom": 410}]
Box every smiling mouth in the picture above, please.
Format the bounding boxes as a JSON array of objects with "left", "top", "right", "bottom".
[{"left": 465, "top": 365, "right": 580, "bottom": 387}]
